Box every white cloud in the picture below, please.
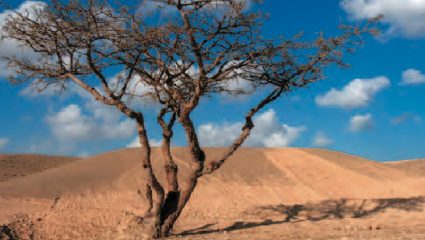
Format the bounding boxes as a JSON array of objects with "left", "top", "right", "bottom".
[
  {"left": 316, "top": 76, "right": 390, "bottom": 109},
  {"left": 137, "top": 0, "right": 253, "bottom": 17},
  {"left": 18, "top": 60, "right": 86, "bottom": 98},
  {"left": 198, "top": 109, "right": 306, "bottom": 147},
  {"left": 137, "top": 1, "right": 178, "bottom": 16},
  {"left": 312, "top": 131, "right": 333, "bottom": 147},
  {"left": 126, "top": 136, "right": 162, "bottom": 148},
  {"left": 19, "top": 82, "right": 72, "bottom": 98},
  {"left": 348, "top": 113, "right": 374, "bottom": 131},
  {"left": 0, "top": 137, "right": 9, "bottom": 150},
  {"left": 18, "top": 70, "right": 159, "bottom": 154},
  {"left": 0, "top": 1, "right": 94, "bottom": 81},
  {"left": 112, "top": 60, "right": 257, "bottom": 104},
  {"left": 108, "top": 69, "right": 158, "bottom": 108},
  {"left": 170, "top": 59, "right": 256, "bottom": 100},
  {"left": 400, "top": 69, "right": 425, "bottom": 85},
  {"left": 45, "top": 104, "right": 95, "bottom": 140},
  {"left": 340, "top": 0, "right": 425, "bottom": 39},
  {"left": 45, "top": 104, "right": 135, "bottom": 141},
  {"left": 210, "top": 60, "right": 260, "bottom": 103},
  {"left": 0, "top": 1, "right": 51, "bottom": 78},
  {"left": 207, "top": 0, "right": 253, "bottom": 10}
]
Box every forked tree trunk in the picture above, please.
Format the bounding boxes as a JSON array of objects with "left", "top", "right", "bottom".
[
  {"left": 159, "top": 108, "right": 205, "bottom": 237},
  {"left": 156, "top": 109, "right": 181, "bottom": 228}
]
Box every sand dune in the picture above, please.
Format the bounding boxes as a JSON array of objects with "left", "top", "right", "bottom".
[
  {"left": 0, "top": 154, "right": 81, "bottom": 183},
  {"left": 384, "top": 158, "right": 425, "bottom": 177},
  {"left": 1, "top": 147, "right": 425, "bottom": 239},
  {"left": 1, "top": 147, "right": 425, "bottom": 205}
]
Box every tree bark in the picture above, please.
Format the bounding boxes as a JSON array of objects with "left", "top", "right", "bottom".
[
  {"left": 201, "top": 86, "right": 284, "bottom": 176},
  {"left": 135, "top": 120, "right": 165, "bottom": 238},
  {"left": 157, "top": 108, "right": 181, "bottom": 228},
  {"left": 160, "top": 108, "right": 205, "bottom": 237},
  {"left": 141, "top": 184, "right": 153, "bottom": 217},
  {"left": 159, "top": 124, "right": 180, "bottom": 228},
  {"left": 162, "top": 134, "right": 179, "bottom": 192},
  {"left": 161, "top": 131, "right": 180, "bottom": 226},
  {"left": 157, "top": 110, "right": 180, "bottom": 193}
]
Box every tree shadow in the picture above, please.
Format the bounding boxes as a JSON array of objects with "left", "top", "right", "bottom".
[
  {"left": 252, "top": 196, "right": 425, "bottom": 221},
  {"left": 177, "top": 196, "right": 425, "bottom": 237},
  {"left": 178, "top": 219, "right": 287, "bottom": 236}
]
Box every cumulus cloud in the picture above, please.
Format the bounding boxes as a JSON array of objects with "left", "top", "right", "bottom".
[
  {"left": 209, "top": 60, "right": 261, "bottom": 103},
  {"left": 316, "top": 77, "right": 390, "bottom": 109},
  {"left": 137, "top": 0, "right": 178, "bottom": 16},
  {"left": 109, "top": 61, "right": 256, "bottom": 105},
  {"left": 400, "top": 69, "right": 425, "bottom": 85},
  {"left": 45, "top": 104, "right": 135, "bottom": 140},
  {"left": 340, "top": 0, "right": 425, "bottom": 39},
  {"left": 348, "top": 113, "right": 374, "bottom": 131},
  {"left": 198, "top": 109, "right": 306, "bottom": 147},
  {"left": 0, "top": 1, "right": 109, "bottom": 81},
  {"left": 126, "top": 136, "right": 162, "bottom": 148},
  {"left": 0, "top": 1, "right": 49, "bottom": 78},
  {"left": 19, "top": 75, "right": 78, "bottom": 99},
  {"left": 0, "top": 137, "right": 9, "bottom": 150},
  {"left": 312, "top": 131, "right": 333, "bottom": 147},
  {"left": 109, "top": 68, "right": 162, "bottom": 104}
]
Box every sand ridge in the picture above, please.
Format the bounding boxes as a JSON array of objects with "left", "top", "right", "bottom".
[{"left": 384, "top": 158, "right": 425, "bottom": 177}]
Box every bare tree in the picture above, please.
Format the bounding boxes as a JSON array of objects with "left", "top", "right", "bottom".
[
  {"left": 0, "top": 0, "right": 169, "bottom": 237},
  {"left": 0, "top": 0, "right": 382, "bottom": 238}
]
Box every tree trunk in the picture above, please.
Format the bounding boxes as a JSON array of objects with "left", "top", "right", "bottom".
[
  {"left": 160, "top": 169, "right": 200, "bottom": 236},
  {"left": 156, "top": 108, "right": 181, "bottom": 230},
  {"left": 135, "top": 120, "right": 165, "bottom": 238},
  {"left": 159, "top": 108, "right": 205, "bottom": 237},
  {"left": 159, "top": 129, "right": 180, "bottom": 227},
  {"left": 162, "top": 134, "right": 179, "bottom": 192},
  {"left": 141, "top": 183, "right": 153, "bottom": 217}
]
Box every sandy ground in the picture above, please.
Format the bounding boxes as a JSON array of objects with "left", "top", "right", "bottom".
[{"left": 0, "top": 147, "right": 425, "bottom": 239}]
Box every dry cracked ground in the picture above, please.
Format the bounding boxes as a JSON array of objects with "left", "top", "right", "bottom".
[{"left": 1, "top": 147, "right": 425, "bottom": 239}]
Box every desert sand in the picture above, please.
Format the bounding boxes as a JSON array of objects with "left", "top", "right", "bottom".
[{"left": 0, "top": 147, "right": 425, "bottom": 239}]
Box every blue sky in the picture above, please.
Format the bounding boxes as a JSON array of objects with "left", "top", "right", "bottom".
[{"left": 1, "top": 0, "right": 425, "bottom": 162}]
